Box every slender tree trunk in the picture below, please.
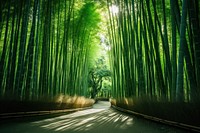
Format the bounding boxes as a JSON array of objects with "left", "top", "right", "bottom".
[
  {"left": 25, "top": 0, "right": 39, "bottom": 100},
  {"left": 170, "top": 0, "right": 177, "bottom": 102},
  {"left": 32, "top": 0, "right": 41, "bottom": 100},
  {"left": 176, "top": 0, "right": 188, "bottom": 102},
  {"left": 146, "top": 0, "right": 166, "bottom": 98},
  {"left": 5, "top": 1, "right": 16, "bottom": 97},
  {"left": 10, "top": 1, "right": 23, "bottom": 98},
  {"left": 0, "top": 0, "right": 11, "bottom": 96},
  {"left": 188, "top": 0, "right": 200, "bottom": 101},
  {"left": 15, "top": 0, "right": 31, "bottom": 100}
]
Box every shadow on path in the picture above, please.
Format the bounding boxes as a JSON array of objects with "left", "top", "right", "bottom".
[{"left": 0, "top": 101, "right": 188, "bottom": 133}]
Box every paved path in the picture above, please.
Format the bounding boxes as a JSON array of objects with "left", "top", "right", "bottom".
[{"left": 0, "top": 101, "right": 188, "bottom": 133}]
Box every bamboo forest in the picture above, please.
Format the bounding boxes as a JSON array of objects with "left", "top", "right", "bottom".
[{"left": 0, "top": 0, "right": 200, "bottom": 129}]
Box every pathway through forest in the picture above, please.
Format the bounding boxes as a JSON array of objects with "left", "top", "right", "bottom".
[{"left": 0, "top": 101, "right": 188, "bottom": 133}]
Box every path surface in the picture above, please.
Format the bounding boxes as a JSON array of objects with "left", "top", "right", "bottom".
[{"left": 0, "top": 101, "right": 188, "bottom": 133}]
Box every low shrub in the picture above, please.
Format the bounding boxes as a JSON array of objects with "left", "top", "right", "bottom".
[{"left": 0, "top": 95, "right": 95, "bottom": 113}]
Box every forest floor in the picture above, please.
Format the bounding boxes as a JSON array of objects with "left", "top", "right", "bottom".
[{"left": 0, "top": 101, "right": 189, "bottom": 133}]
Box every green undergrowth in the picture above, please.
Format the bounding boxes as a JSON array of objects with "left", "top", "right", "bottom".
[
  {"left": 0, "top": 95, "right": 95, "bottom": 113},
  {"left": 111, "top": 98, "right": 200, "bottom": 127}
]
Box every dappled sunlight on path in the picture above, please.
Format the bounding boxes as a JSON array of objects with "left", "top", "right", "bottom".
[
  {"left": 30, "top": 101, "right": 186, "bottom": 133},
  {"left": 32, "top": 101, "right": 134, "bottom": 132},
  {"left": 0, "top": 101, "right": 188, "bottom": 133}
]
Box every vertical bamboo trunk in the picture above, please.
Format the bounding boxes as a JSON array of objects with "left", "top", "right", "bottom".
[
  {"left": 5, "top": 1, "right": 16, "bottom": 96},
  {"left": 0, "top": 0, "right": 11, "bottom": 96},
  {"left": 176, "top": 0, "right": 188, "bottom": 102},
  {"left": 170, "top": 0, "right": 177, "bottom": 102},
  {"left": 15, "top": 0, "right": 30, "bottom": 100},
  {"left": 188, "top": 0, "right": 200, "bottom": 101},
  {"left": 25, "top": 0, "right": 39, "bottom": 100}
]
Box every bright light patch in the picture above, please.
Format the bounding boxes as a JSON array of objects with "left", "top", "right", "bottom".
[
  {"left": 99, "top": 34, "right": 111, "bottom": 51},
  {"left": 109, "top": 5, "right": 119, "bottom": 14}
]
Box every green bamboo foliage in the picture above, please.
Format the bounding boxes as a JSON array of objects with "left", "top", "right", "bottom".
[
  {"left": 1, "top": 0, "right": 200, "bottom": 104},
  {"left": 0, "top": 0, "right": 101, "bottom": 101},
  {"left": 107, "top": 0, "right": 200, "bottom": 102}
]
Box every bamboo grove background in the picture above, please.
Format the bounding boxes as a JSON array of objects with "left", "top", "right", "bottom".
[
  {"left": 0, "top": 0, "right": 200, "bottom": 105},
  {"left": 0, "top": 0, "right": 102, "bottom": 101},
  {"left": 107, "top": 0, "right": 200, "bottom": 103}
]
